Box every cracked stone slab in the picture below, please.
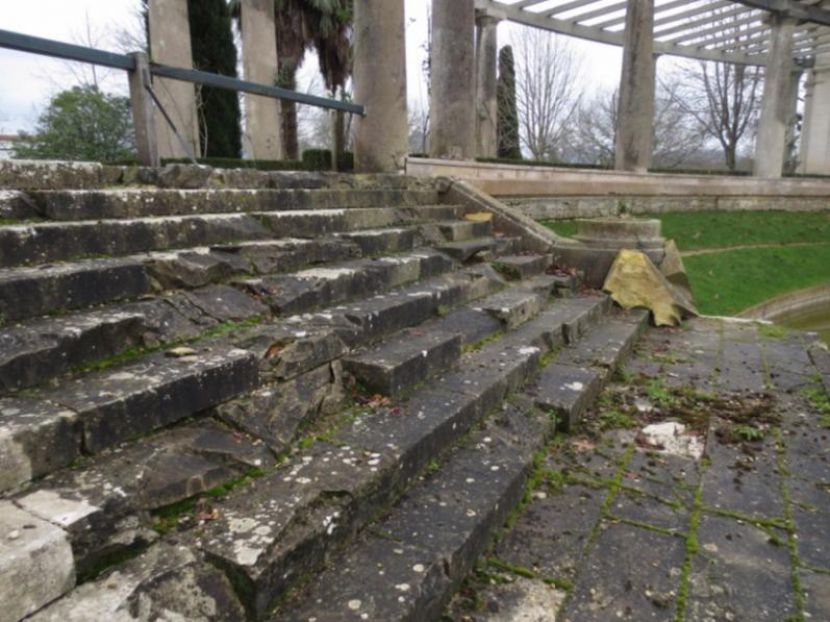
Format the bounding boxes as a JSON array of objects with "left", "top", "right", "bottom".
[
  {"left": 493, "top": 254, "right": 552, "bottom": 280},
  {"left": 216, "top": 362, "right": 345, "bottom": 452},
  {"left": 685, "top": 515, "right": 796, "bottom": 622},
  {"left": 27, "top": 543, "right": 245, "bottom": 621},
  {"left": 0, "top": 500, "right": 75, "bottom": 622},
  {"left": 556, "top": 311, "right": 649, "bottom": 375},
  {"left": 560, "top": 522, "right": 685, "bottom": 621},
  {"left": 195, "top": 442, "right": 398, "bottom": 618}
]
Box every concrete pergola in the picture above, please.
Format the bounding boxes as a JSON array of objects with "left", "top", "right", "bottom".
[{"left": 146, "top": 0, "right": 830, "bottom": 177}]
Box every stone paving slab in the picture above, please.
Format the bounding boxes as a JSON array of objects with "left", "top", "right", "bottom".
[{"left": 445, "top": 317, "right": 830, "bottom": 622}]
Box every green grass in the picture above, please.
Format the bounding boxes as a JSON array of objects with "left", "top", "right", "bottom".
[
  {"left": 658, "top": 210, "right": 830, "bottom": 251},
  {"left": 542, "top": 210, "right": 830, "bottom": 250},
  {"left": 684, "top": 244, "right": 830, "bottom": 315}
]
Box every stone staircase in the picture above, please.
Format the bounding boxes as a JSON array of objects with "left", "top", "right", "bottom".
[{"left": 0, "top": 162, "right": 648, "bottom": 622}]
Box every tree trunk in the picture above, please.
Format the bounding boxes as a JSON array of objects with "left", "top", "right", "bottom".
[
  {"left": 282, "top": 101, "right": 299, "bottom": 160},
  {"left": 725, "top": 145, "right": 737, "bottom": 171}
]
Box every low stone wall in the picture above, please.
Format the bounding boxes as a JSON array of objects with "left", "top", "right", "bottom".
[{"left": 506, "top": 195, "right": 830, "bottom": 220}]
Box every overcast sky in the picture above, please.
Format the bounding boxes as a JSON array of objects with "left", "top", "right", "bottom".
[{"left": 0, "top": 0, "right": 625, "bottom": 134}]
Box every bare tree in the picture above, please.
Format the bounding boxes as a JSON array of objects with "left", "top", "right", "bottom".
[
  {"left": 510, "top": 28, "right": 582, "bottom": 161},
  {"left": 672, "top": 60, "right": 762, "bottom": 171},
  {"left": 564, "top": 77, "right": 706, "bottom": 170}
]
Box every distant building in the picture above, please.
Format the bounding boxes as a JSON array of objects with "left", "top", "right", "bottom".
[{"left": 0, "top": 134, "right": 21, "bottom": 160}]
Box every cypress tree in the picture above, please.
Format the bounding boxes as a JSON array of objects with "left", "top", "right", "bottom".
[
  {"left": 188, "top": 0, "right": 242, "bottom": 158},
  {"left": 497, "top": 45, "right": 521, "bottom": 160}
]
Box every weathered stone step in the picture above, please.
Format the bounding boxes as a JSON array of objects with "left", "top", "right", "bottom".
[
  {"left": 0, "top": 206, "right": 466, "bottom": 268},
  {"left": 0, "top": 283, "right": 267, "bottom": 393},
  {"left": 0, "top": 257, "right": 152, "bottom": 323},
  {"left": 533, "top": 309, "right": 650, "bottom": 431},
  {"left": 238, "top": 250, "right": 456, "bottom": 316},
  {"left": 436, "top": 237, "right": 498, "bottom": 262},
  {"left": 493, "top": 253, "right": 553, "bottom": 280},
  {"left": 13, "top": 418, "right": 276, "bottom": 581},
  {"left": 0, "top": 213, "right": 270, "bottom": 268},
  {"left": 28, "top": 188, "right": 441, "bottom": 221},
  {"left": 184, "top": 295, "right": 608, "bottom": 619},
  {"left": 0, "top": 344, "right": 258, "bottom": 493},
  {"left": 281, "top": 405, "right": 549, "bottom": 622},
  {"left": 0, "top": 309, "right": 146, "bottom": 392},
  {"left": 335, "top": 227, "right": 419, "bottom": 256},
  {"left": 344, "top": 330, "right": 462, "bottom": 396}
]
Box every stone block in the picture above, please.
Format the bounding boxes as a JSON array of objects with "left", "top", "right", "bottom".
[
  {"left": 0, "top": 501, "right": 75, "bottom": 622},
  {"left": 534, "top": 363, "right": 603, "bottom": 431}
]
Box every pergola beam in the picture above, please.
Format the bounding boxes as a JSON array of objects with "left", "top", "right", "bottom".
[{"left": 477, "top": 0, "right": 830, "bottom": 65}]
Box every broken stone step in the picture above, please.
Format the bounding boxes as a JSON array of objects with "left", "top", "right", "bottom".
[
  {"left": 343, "top": 330, "right": 463, "bottom": 396},
  {"left": 14, "top": 418, "right": 275, "bottom": 580},
  {"left": 0, "top": 189, "right": 39, "bottom": 220},
  {"left": 474, "top": 288, "right": 546, "bottom": 330},
  {"left": 546, "top": 294, "right": 613, "bottom": 344},
  {"left": 280, "top": 405, "right": 550, "bottom": 622},
  {"left": 494, "top": 236, "right": 523, "bottom": 256},
  {"left": 0, "top": 500, "right": 76, "bottom": 622},
  {"left": 25, "top": 542, "right": 247, "bottom": 622},
  {"left": 0, "top": 257, "right": 151, "bottom": 323},
  {"left": 418, "top": 219, "right": 493, "bottom": 243},
  {"left": 492, "top": 254, "right": 553, "bottom": 280},
  {"left": 532, "top": 363, "right": 604, "bottom": 432},
  {"left": 555, "top": 309, "right": 650, "bottom": 379},
  {"left": 8, "top": 346, "right": 257, "bottom": 461},
  {"left": 335, "top": 226, "right": 418, "bottom": 256},
  {"left": 0, "top": 213, "right": 271, "bottom": 268},
  {"left": 189, "top": 302, "right": 580, "bottom": 618},
  {"left": 256, "top": 205, "right": 465, "bottom": 239},
  {"left": 436, "top": 237, "right": 498, "bottom": 262},
  {"left": 28, "top": 188, "right": 441, "bottom": 221},
  {"left": 147, "top": 236, "right": 361, "bottom": 290},
  {"left": 0, "top": 309, "right": 146, "bottom": 392},
  {"left": 238, "top": 250, "right": 456, "bottom": 316}
]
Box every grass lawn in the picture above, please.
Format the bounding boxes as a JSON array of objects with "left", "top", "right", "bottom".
[
  {"left": 542, "top": 210, "right": 830, "bottom": 250},
  {"left": 684, "top": 244, "right": 830, "bottom": 316},
  {"left": 541, "top": 210, "right": 830, "bottom": 315}
]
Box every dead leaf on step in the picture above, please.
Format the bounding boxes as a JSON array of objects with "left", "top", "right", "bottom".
[
  {"left": 464, "top": 212, "right": 493, "bottom": 223},
  {"left": 264, "top": 343, "right": 284, "bottom": 360}
]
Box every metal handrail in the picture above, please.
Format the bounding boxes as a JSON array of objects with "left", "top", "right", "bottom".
[{"left": 0, "top": 28, "right": 364, "bottom": 115}]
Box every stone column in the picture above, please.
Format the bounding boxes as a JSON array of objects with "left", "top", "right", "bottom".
[
  {"left": 615, "top": 0, "right": 655, "bottom": 173},
  {"left": 754, "top": 14, "right": 796, "bottom": 178},
  {"left": 148, "top": 0, "right": 201, "bottom": 159},
  {"left": 799, "top": 53, "right": 830, "bottom": 175},
  {"left": 241, "top": 0, "right": 282, "bottom": 160},
  {"left": 352, "top": 0, "right": 408, "bottom": 172},
  {"left": 476, "top": 12, "right": 501, "bottom": 159},
  {"left": 430, "top": 0, "right": 477, "bottom": 160}
]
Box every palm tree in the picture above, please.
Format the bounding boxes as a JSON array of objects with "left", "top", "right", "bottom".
[{"left": 231, "top": 0, "right": 353, "bottom": 161}]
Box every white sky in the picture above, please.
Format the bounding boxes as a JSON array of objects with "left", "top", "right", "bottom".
[{"left": 0, "top": 0, "right": 627, "bottom": 134}]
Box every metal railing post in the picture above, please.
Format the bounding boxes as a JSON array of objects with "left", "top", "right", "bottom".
[{"left": 128, "top": 52, "right": 160, "bottom": 167}]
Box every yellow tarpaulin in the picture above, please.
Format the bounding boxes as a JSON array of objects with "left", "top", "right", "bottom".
[{"left": 603, "top": 249, "right": 698, "bottom": 327}]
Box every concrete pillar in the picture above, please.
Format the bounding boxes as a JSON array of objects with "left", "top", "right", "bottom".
[
  {"left": 783, "top": 68, "right": 802, "bottom": 174},
  {"left": 147, "top": 0, "right": 201, "bottom": 159},
  {"left": 430, "top": 0, "right": 477, "bottom": 160},
  {"left": 353, "top": 0, "right": 408, "bottom": 172},
  {"left": 754, "top": 14, "right": 796, "bottom": 178},
  {"left": 800, "top": 53, "right": 830, "bottom": 175},
  {"left": 615, "top": 0, "right": 655, "bottom": 172},
  {"left": 241, "top": 0, "right": 282, "bottom": 160},
  {"left": 476, "top": 12, "right": 501, "bottom": 159}
]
